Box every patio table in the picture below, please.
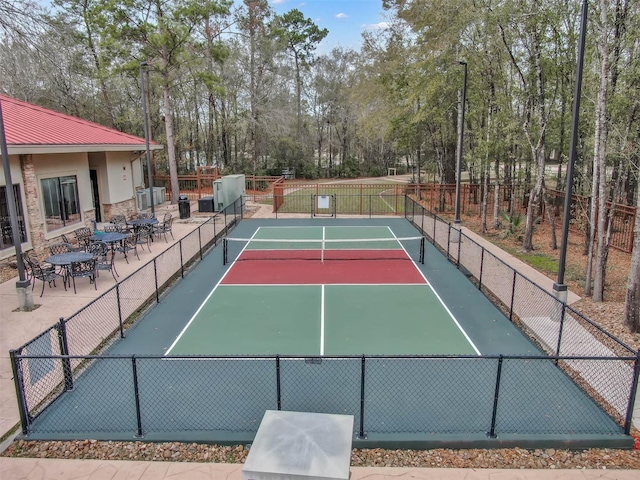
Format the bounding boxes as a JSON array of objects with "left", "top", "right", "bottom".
[
  {"left": 45, "top": 251, "right": 95, "bottom": 289},
  {"left": 127, "top": 218, "right": 159, "bottom": 240}
]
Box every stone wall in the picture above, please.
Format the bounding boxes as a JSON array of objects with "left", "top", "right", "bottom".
[{"left": 102, "top": 198, "right": 137, "bottom": 222}]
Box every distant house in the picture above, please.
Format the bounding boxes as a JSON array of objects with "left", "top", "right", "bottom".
[{"left": 0, "top": 94, "right": 163, "bottom": 262}]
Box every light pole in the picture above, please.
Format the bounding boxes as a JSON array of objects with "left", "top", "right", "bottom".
[
  {"left": 554, "top": 0, "right": 588, "bottom": 304},
  {"left": 0, "top": 99, "right": 33, "bottom": 309},
  {"left": 139, "top": 61, "right": 155, "bottom": 216},
  {"left": 454, "top": 61, "right": 467, "bottom": 226}
]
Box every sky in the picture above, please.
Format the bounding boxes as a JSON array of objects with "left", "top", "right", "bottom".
[{"left": 266, "top": 0, "right": 389, "bottom": 53}]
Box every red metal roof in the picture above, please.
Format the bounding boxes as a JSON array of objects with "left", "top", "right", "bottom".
[{"left": 0, "top": 94, "right": 157, "bottom": 148}]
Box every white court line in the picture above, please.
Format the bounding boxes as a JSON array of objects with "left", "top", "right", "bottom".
[
  {"left": 386, "top": 226, "right": 481, "bottom": 356},
  {"left": 320, "top": 284, "right": 325, "bottom": 355},
  {"left": 221, "top": 283, "right": 428, "bottom": 287},
  {"left": 164, "top": 227, "right": 261, "bottom": 356}
]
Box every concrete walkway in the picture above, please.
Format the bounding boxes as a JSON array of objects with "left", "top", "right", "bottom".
[{"left": 0, "top": 457, "right": 638, "bottom": 480}]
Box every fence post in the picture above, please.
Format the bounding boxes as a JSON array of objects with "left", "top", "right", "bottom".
[
  {"left": 10, "top": 349, "right": 30, "bottom": 435},
  {"left": 432, "top": 214, "right": 436, "bottom": 244},
  {"left": 420, "top": 205, "right": 424, "bottom": 232},
  {"left": 487, "top": 355, "right": 504, "bottom": 438},
  {"left": 554, "top": 303, "right": 567, "bottom": 360},
  {"left": 479, "top": 248, "right": 485, "bottom": 290},
  {"left": 624, "top": 350, "right": 640, "bottom": 435},
  {"left": 131, "top": 356, "right": 144, "bottom": 438},
  {"left": 153, "top": 259, "right": 159, "bottom": 303},
  {"left": 276, "top": 355, "right": 282, "bottom": 411},
  {"left": 456, "top": 231, "right": 462, "bottom": 269},
  {"left": 412, "top": 196, "right": 415, "bottom": 222},
  {"left": 198, "top": 226, "right": 203, "bottom": 261},
  {"left": 57, "top": 318, "right": 74, "bottom": 391},
  {"left": 179, "top": 240, "right": 184, "bottom": 278},
  {"left": 446, "top": 223, "right": 451, "bottom": 261},
  {"left": 116, "top": 284, "right": 124, "bottom": 338},
  {"left": 358, "top": 355, "right": 367, "bottom": 439},
  {"left": 509, "top": 271, "right": 517, "bottom": 322}
]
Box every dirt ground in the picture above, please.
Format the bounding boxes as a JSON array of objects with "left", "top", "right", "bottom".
[{"left": 457, "top": 212, "right": 639, "bottom": 351}]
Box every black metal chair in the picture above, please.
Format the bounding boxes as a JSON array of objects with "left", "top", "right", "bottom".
[
  {"left": 61, "top": 234, "right": 82, "bottom": 251},
  {"left": 49, "top": 242, "right": 73, "bottom": 255},
  {"left": 153, "top": 213, "right": 174, "bottom": 242},
  {"left": 68, "top": 258, "right": 97, "bottom": 294},
  {"left": 103, "top": 224, "right": 122, "bottom": 233},
  {"left": 115, "top": 233, "right": 140, "bottom": 263},
  {"left": 136, "top": 212, "right": 155, "bottom": 220},
  {"left": 74, "top": 227, "right": 93, "bottom": 250},
  {"left": 88, "top": 241, "right": 117, "bottom": 281},
  {"left": 22, "top": 252, "right": 64, "bottom": 297},
  {"left": 136, "top": 225, "right": 153, "bottom": 252}
]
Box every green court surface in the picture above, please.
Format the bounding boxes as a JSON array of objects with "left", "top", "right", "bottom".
[
  {"left": 167, "top": 225, "right": 478, "bottom": 356},
  {"left": 167, "top": 284, "right": 478, "bottom": 356}
]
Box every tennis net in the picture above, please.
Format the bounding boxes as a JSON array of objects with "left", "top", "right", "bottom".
[{"left": 222, "top": 236, "right": 425, "bottom": 264}]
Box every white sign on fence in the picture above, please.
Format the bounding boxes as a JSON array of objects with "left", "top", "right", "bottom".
[{"left": 318, "top": 195, "right": 330, "bottom": 209}]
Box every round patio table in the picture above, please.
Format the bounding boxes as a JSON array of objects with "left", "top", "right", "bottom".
[
  {"left": 45, "top": 251, "right": 95, "bottom": 291},
  {"left": 126, "top": 218, "right": 158, "bottom": 228},
  {"left": 46, "top": 251, "right": 94, "bottom": 267},
  {"left": 90, "top": 232, "right": 127, "bottom": 244},
  {"left": 127, "top": 218, "right": 159, "bottom": 240}
]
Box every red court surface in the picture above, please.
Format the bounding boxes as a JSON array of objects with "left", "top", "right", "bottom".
[{"left": 222, "top": 249, "right": 426, "bottom": 284}]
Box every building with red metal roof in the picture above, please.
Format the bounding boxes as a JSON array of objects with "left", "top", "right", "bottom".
[{"left": 0, "top": 94, "right": 164, "bottom": 263}]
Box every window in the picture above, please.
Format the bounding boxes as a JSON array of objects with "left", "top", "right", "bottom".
[
  {"left": 0, "top": 184, "right": 27, "bottom": 250},
  {"left": 41, "top": 176, "right": 81, "bottom": 232}
]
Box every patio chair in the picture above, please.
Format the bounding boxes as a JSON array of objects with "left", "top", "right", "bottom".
[
  {"left": 136, "top": 212, "right": 155, "bottom": 219},
  {"left": 22, "top": 252, "right": 64, "bottom": 297},
  {"left": 109, "top": 215, "right": 131, "bottom": 232},
  {"left": 74, "top": 227, "right": 93, "bottom": 250},
  {"left": 49, "top": 242, "right": 74, "bottom": 255},
  {"left": 68, "top": 258, "right": 97, "bottom": 294},
  {"left": 115, "top": 233, "right": 140, "bottom": 263},
  {"left": 136, "top": 225, "right": 153, "bottom": 252},
  {"left": 103, "top": 224, "right": 122, "bottom": 233},
  {"left": 87, "top": 241, "right": 117, "bottom": 281},
  {"left": 153, "top": 213, "right": 174, "bottom": 242},
  {"left": 61, "top": 234, "right": 82, "bottom": 251}
]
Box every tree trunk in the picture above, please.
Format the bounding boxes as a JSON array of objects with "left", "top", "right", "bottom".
[
  {"left": 161, "top": 68, "right": 180, "bottom": 204},
  {"left": 592, "top": 0, "right": 612, "bottom": 302},
  {"left": 624, "top": 186, "right": 640, "bottom": 332}
]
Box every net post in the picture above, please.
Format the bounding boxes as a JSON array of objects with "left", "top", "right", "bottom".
[
  {"left": 321, "top": 237, "right": 325, "bottom": 264},
  {"left": 420, "top": 237, "right": 425, "bottom": 264},
  {"left": 223, "top": 238, "right": 228, "bottom": 265}
]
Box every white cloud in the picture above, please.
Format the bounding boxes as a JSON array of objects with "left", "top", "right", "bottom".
[
  {"left": 362, "top": 22, "right": 389, "bottom": 30},
  {"left": 271, "top": 0, "right": 287, "bottom": 4},
  {"left": 335, "top": 13, "right": 348, "bottom": 19}
]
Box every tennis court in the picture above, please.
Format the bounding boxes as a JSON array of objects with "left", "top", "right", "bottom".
[
  {"left": 166, "top": 226, "right": 479, "bottom": 356},
  {"left": 16, "top": 218, "right": 630, "bottom": 448}
]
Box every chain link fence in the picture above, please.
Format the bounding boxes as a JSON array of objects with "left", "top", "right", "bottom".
[
  {"left": 7, "top": 195, "right": 639, "bottom": 444},
  {"left": 10, "top": 197, "right": 244, "bottom": 430},
  {"left": 405, "top": 196, "right": 640, "bottom": 434},
  {"left": 9, "top": 353, "right": 635, "bottom": 440}
]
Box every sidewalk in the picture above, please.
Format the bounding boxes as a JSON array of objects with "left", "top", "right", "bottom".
[{"left": 1, "top": 457, "right": 638, "bottom": 480}]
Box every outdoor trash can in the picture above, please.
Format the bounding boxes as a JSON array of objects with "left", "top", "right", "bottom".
[{"left": 178, "top": 195, "right": 190, "bottom": 219}]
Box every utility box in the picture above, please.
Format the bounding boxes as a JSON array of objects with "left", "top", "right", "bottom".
[
  {"left": 198, "top": 196, "right": 215, "bottom": 213},
  {"left": 214, "top": 174, "right": 246, "bottom": 212}
]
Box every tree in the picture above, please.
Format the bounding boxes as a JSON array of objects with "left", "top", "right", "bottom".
[
  {"left": 96, "top": 0, "right": 231, "bottom": 203},
  {"left": 624, "top": 185, "right": 640, "bottom": 332},
  {"left": 274, "top": 9, "right": 328, "bottom": 143}
]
